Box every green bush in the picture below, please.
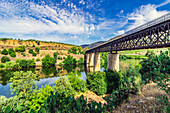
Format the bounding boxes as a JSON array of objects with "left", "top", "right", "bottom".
[
  {"left": 105, "top": 70, "right": 122, "bottom": 93},
  {"left": 36, "top": 58, "right": 40, "bottom": 61},
  {"left": 35, "top": 47, "right": 40, "bottom": 53},
  {"left": 0, "top": 64, "right": 4, "bottom": 68},
  {"left": 33, "top": 44, "right": 35, "bottom": 47},
  {"left": 1, "top": 56, "right": 10, "bottom": 63},
  {"left": 8, "top": 48, "right": 15, "bottom": 55},
  {"left": 1, "top": 49, "right": 8, "bottom": 55},
  {"left": 78, "top": 57, "right": 84, "bottom": 64},
  {"left": 9, "top": 52, "right": 16, "bottom": 58},
  {"left": 0, "top": 96, "right": 30, "bottom": 112},
  {"left": 32, "top": 52, "right": 37, "bottom": 56},
  {"left": 86, "top": 72, "right": 107, "bottom": 95},
  {"left": 68, "top": 71, "right": 86, "bottom": 92},
  {"left": 140, "top": 51, "right": 170, "bottom": 83},
  {"left": 18, "top": 59, "right": 35, "bottom": 68},
  {"left": 121, "top": 66, "right": 141, "bottom": 94},
  {"left": 5, "top": 61, "right": 20, "bottom": 69},
  {"left": 15, "top": 46, "right": 25, "bottom": 52},
  {"left": 21, "top": 52, "right": 26, "bottom": 56},
  {"left": 29, "top": 48, "right": 33, "bottom": 53},
  {"left": 19, "top": 59, "right": 27, "bottom": 68},
  {"left": 54, "top": 76, "right": 75, "bottom": 97},
  {"left": 29, "top": 85, "right": 55, "bottom": 111},
  {"left": 53, "top": 52, "right": 59, "bottom": 59},
  {"left": 42, "top": 54, "right": 55, "bottom": 67},
  {"left": 63, "top": 55, "right": 77, "bottom": 65}
]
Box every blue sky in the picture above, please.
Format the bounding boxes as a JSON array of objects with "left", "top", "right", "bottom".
[{"left": 0, "top": 0, "right": 169, "bottom": 45}]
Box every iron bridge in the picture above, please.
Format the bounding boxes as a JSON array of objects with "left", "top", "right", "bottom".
[{"left": 86, "top": 13, "right": 170, "bottom": 54}]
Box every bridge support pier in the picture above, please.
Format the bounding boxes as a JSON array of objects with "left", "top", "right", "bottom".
[
  {"left": 108, "top": 52, "right": 119, "bottom": 71},
  {"left": 94, "top": 52, "right": 100, "bottom": 72},
  {"left": 85, "top": 54, "right": 90, "bottom": 72},
  {"left": 89, "top": 53, "right": 94, "bottom": 72}
]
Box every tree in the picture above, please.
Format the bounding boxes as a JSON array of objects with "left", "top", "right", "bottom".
[
  {"left": 35, "top": 47, "right": 40, "bottom": 53},
  {"left": 1, "top": 49, "right": 8, "bottom": 55},
  {"left": 1, "top": 56, "right": 10, "bottom": 63},
  {"left": 63, "top": 55, "right": 77, "bottom": 65},
  {"left": 9, "top": 71, "right": 38, "bottom": 99},
  {"left": 42, "top": 54, "right": 55, "bottom": 67}
]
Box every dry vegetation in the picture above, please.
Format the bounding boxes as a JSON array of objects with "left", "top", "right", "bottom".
[{"left": 0, "top": 39, "right": 84, "bottom": 64}]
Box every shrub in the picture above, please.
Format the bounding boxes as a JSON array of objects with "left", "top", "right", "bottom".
[
  {"left": 36, "top": 58, "right": 40, "bottom": 61},
  {"left": 42, "top": 54, "right": 55, "bottom": 67},
  {"left": 9, "top": 71, "right": 38, "bottom": 99},
  {"left": 29, "top": 48, "right": 33, "bottom": 53},
  {"left": 35, "top": 47, "right": 40, "bottom": 53},
  {"left": 9, "top": 52, "right": 16, "bottom": 58},
  {"left": 105, "top": 70, "right": 122, "bottom": 93},
  {"left": 21, "top": 52, "right": 26, "bottom": 56},
  {"left": 140, "top": 51, "right": 170, "bottom": 83},
  {"left": 33, "top": 44, "right": 35, "bottom": 47},
  {"left": 32, "top": 52, "right": 37, "bottom": 56},
  {"left": 68, "top": 71, "right": 86, "bottom": 92},
  {"left": 0, "top": 64, "right": 4, "bottom": 68},
  {"left": 45, "top": 48, "right": 47, "bottom": 50},
  {"left": 121, "top": 66, "right": 141, "bottom": 94},
  {"left": 0, "top": 96, "right": 30, "bottom": 112},
  {"left": 19, "top": 59, "right": 27, "bottom": 68},
  {"left": 15, "top": 46, "right": 25, "bottom": 52},
  {"left": 27, "top": 59, "right": 36, "bottom": 67},
  {"left": 8, "top": 48, "right": 15, "bottom": 55},
  {"left": 86, "top": 72, "right": 107, "bottom": 95},
  {"left": 29, "top": 85, "right": 55, "bottom": 111},
  {"left": 78, "top": 57, "right": 84, "bottom": 64},
  {"left": 1, "top": 49, "right": 8, "bottom": 55},
  {"left": 63, "top": 55, "right": 77, "bottom": 65},
  {"left": 53, "top": 52, "right": 59, "bottom": 59},
  {"left": 5, "top": 61, "right": 20, "bottom": 69},
  {"left": 1, "top": 56, "right": 10, "bottom": 63},
  {"left": 54, "top": 76, "right": 75, "bottom": 97}
]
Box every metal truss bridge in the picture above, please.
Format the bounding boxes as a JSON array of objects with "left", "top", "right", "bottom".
[{"left": 86, "top": 13, "right": 170, "bottom": 54}]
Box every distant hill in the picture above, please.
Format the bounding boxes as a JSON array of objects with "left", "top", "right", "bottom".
[{"left": 81, "top": 41, "right": 105, "bottom": 48}]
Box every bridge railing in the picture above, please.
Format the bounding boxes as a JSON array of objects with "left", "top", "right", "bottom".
[{"left": 122, "top": 12, "right": 170, "bottom": 37}]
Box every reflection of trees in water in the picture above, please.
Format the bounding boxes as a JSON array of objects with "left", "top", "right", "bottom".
[
  {"left": 42, "top": 67, "right": 58, "bottom": 77},
  {"left": 63, "top": 65, "right": 77, "bottom": 73}
]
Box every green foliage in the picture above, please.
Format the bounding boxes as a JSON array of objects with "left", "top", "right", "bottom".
[
  {"left": 36, "top": 58, "right": 40, "bottom": 61},
  {"left": 15, "top": 46, "right": 25, "bottom": 52},
  {"left": 0, "top": 96, "right": 30, "bottom": 113},
  {"left": 63, "top": 55, "right": 77, "bottom": 65},
  {"left": 9, "top": 52, "right": 16, "bottom": 58},
  {"left": 33, "top": 44, "right": 35, "bottom": 47},
  {"left": 121, "top": 66, "right": 141, "bottom": 94},
  {"left": 140, "top": 51, "right": 170, "bottom": 83},
  {"left": 1, "top": 49, "right": 8, "bottom": 55},
  {"left": 42, "top": 54, "right": 55, "bottom": 67},
  {"left": 9, "top": 71, "right": 38, "bottom": 99},
  {"left": 8, "top": 48, "right": 15, "bottom": 55},
  {"left": 21, "top": 52, "right": 26, "bottom": 56},
  {"left": 53, "top": 51, "right": 59, "bottom": 59},
  {"left": 78, "top": 57, "right": 84, "bottom": 64},
  {"left": 5, "top": 61, "right": 20, "bottom": 69},
  {"left": 54, "top": 76, "right": 75, "bottom": 97},
  {"left": 68, "top": 71, "right": 86, "bottom": 92},
  {"left": 105, "top": 70, "right": 122, "bottom": 93},
  {"left": 29, "top": 85, "right": 55, "bottom": 111},
  {"left": 1, "top": 56, "right": 10, "bottom": 63},
  {"left": 0, "top": 64, "right": 4, "bottom": 68},
  {"left": 68, "top": 47, "right": 78, "bottom": 54},
  {"left": 32, "top": 52, "right": 37, "bottom": 56},
  {"left": 100, "top": 52, "right": 108, "bottom": 70},
  {"left": 86, "top": 72, "right": 107, "bottom": 95},
  {"left": 57, "top": 56, "right": 62, "bottom": 60},
  {"left": 29, "top": 48, "right": 33, "bottom": 53},
  {"left": 35, "top": 47, "right": 40, "bottom": 53}
]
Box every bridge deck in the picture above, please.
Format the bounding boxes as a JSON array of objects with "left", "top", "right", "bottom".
[{"left": 86, "top": 13, "right": 170, "bottom": 53}]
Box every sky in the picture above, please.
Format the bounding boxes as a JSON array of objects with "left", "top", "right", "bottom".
[{"left": 0, "top": 0, "right": 169, "bottom": 45}]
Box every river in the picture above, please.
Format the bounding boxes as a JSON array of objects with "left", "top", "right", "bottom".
[{"left": 0, "top": 59, "right": 142, "bottom": 98}]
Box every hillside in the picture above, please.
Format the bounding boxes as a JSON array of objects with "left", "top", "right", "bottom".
[{"left": 0, "top": 38, "right": 84, "bottom": 65}]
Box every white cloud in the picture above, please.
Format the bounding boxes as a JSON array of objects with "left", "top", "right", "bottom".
[
  {"left": 0, "top": 0, "right": 95, "bottom": 35},
  {"left": 114, "top": 30, "right": 125, "bottom": 36},
  {"left": 127, "top": 2, "right": 169, "bottom": 30}
]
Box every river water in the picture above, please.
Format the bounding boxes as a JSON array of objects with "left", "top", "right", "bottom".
[{"left": 0, "top": 59, "right": 142, "bottom": 98}]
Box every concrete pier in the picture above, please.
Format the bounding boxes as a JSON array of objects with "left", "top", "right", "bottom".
[
  {"left": 85, "top": 54, "right": 90, "bottom": 71},
  {"left": 108, "top": 52, "right": 119, "bottom": 71},
  {"left": 89, "top": 53, "right": 94, "bottom": 72},
  {"left": 94, "top": 52, "right": 100, "bottom": 72}
]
